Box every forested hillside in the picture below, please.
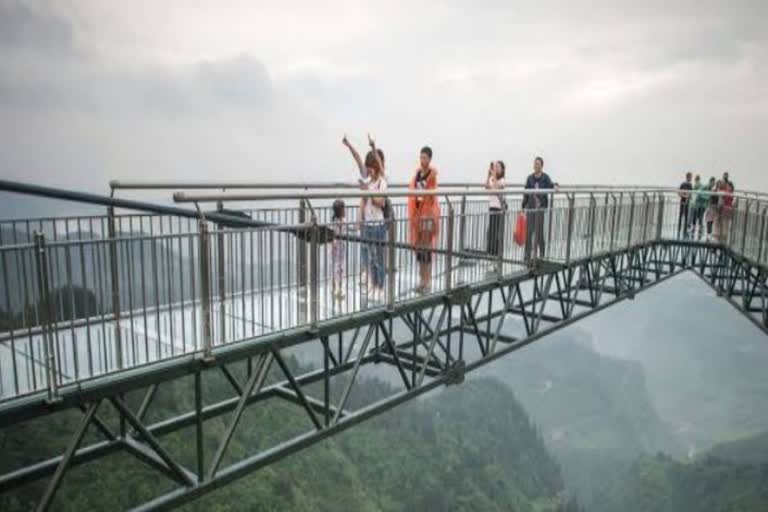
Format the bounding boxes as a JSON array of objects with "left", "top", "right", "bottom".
[
  {"left": 595, "top": 450, "right": 768, "bottom": 512},
  {"left": 0, "top": 358, "right": 570, "bottom": 511}
]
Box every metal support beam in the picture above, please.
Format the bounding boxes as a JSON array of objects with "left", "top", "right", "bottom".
[{"left": 36, "top": 401, "right": 100, "bottom": 512}]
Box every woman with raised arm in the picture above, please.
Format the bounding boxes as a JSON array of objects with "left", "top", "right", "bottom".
[
  {"left": 408, "top": 146, "right": 440, "bottom": 294},
  {"left": 485, "top": 160, "right": 506, "bottom": 273},
  {"left": 343, "top": 134, "right": 388, "bottom": 301},
  {"left": 342, "top": 135, "right": 386, "bottom": 288}
]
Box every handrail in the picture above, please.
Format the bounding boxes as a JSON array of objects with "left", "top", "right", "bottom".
[
  {"left": 172, "top": 187, "right": 759, "bottom": 204},
  {"left": 111, "top": 179, "right": 670, "bottom": 192},
  {"left": 0, "top": 179, "right": 281, "bottom": 230}
]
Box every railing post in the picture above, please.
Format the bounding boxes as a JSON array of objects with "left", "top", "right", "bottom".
[
  {"left": 656, "top": 192, "right": 665, "bottom": 241},
  {"left": 588, "top": 194, "right": 597, "bottom": 258},
  {"left": 609, "top": 194, "right": 619, "bottom": 252},
  {"left": 458, "top": 194, "right": 467, "bottom": 254},
  {"left": 216, "top": 201, "right": 226, "bottom": 343},
  {"left": 565, "top": 193, "right": 575, "bottom": 264},
  {"left": 759, "top": 208, "right": 768, "bottom": 265},
  {"left": 309, "top": 216, "right": 319, "bottom": 330},
  {"left": 298, "top": 199, "right": 308, "bottom": 290},
  {"left": 627, "top": 193, "right": 636, "bottom": 248},
  {"left": 445, "top": 200, "right": 455, "bottom": 291},
  {"left": 298, "top": 199, "right": 308, "bottom": 318},
  {"left": 741, "top": 199, "right": 750, "bottom": 256},
  {"left": 387, "top": 216, "right": 396, "bottom": 310},
  {"left": 641, "top": 193, "right": 650, "bottom": 243},
  {"left": 198, "top": 220, "right": 213, "bottom": 360},
  {"left": 33, "top": 232, "right": 59, "bottom": 402},
  {"left": 106, "top": 206, "right": 123, "bottom": 370}
]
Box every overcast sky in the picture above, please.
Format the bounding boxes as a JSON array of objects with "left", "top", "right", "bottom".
[{"left": 1, "top": 0, "right": 766, "bottom": 203}]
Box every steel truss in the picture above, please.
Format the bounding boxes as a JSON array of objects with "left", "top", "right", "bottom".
[{"left": 0, "top": 240, "right": 766, "bottom": 511}]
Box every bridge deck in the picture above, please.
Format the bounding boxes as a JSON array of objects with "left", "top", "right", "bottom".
[{"left": 1, "top": 194, "right": 766, "bottom": 405}]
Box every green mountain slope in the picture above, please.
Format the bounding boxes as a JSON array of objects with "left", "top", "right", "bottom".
[
  {"left": 480, "top": 327, "right": 680, "bottom": 508},
  {"left": 596, "top": 452, "right": 768, "bottom": 512},
  {"left": 0, "top": 363, "right": 566, "bottom": 511},
  {"left": 584, "top": 273, "right": 768, "bottom": 452},
  {"left": 707, "top": 430, "right": 768, "bottom": 466}
]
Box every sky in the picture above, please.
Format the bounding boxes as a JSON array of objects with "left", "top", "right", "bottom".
[{"left": 1, "top": 0, "right": 767, "bottom": 207}]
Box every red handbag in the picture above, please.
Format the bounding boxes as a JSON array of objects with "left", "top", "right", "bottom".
[{"left": 513, "top": 212, "right": 527, "bottom": 246}]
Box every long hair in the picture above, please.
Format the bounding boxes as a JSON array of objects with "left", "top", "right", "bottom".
[
  {"left": 496, "top": 160, "right": 506, "bottom": 179},
  {"left": 364, "top": 149, "right": 385, "bottom": 177}
]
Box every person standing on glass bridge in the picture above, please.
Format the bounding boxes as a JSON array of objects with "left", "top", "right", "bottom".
[
  {"left": 677, "top": 172, "right": 693, "bottom": 238},
  {"left": 408, "top": 146, "right": 440, "bottom": 294},
  {"left": 691, "top": 174, "right": 708, "bottom": 240},
  {"left": 705, "top": 177, "right": 719, "bottom": 241},
  {"left": 342, "top": 134, "right": 386, "bottom": 289},
  {"left": 485, "top": 160, "right": 507, "bottom": 273},
  {"left": 522, "top": 156, "right": 554, "bottom": 268},
  {"left": 720, "top": 179, "right": 736, "bottom": 243}
]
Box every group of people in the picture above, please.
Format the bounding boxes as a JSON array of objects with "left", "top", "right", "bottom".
[
  {"left": 331, "top": 135, "right": 554, "bottom": 301},
  {"left": 485, "top": 156, "right": 555, "bottom": 272},
  {"left": 333, "top": 135, "right": 440, "bottom": 302},
  {"left": 678, "top": 171, "right": 736, "bottom": 242},
  {"left": 328, "top": 147, "right": 739, "bottom": 301}
]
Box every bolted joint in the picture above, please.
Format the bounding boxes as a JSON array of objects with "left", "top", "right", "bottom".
[
  {"left": 444, "top": 360, "right": 466, "bottom": 386},
  {"left": 446, "top": 285, "right": 472, "bottom": 306}
]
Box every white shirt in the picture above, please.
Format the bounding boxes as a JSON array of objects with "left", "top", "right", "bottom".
[
  {"left": 363, "top": 175, "right": 387, "bottom": 223},
  {"left": 488, "top": 177, "right": 505, "bottom": 209}
]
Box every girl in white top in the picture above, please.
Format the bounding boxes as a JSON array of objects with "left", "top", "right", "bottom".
[
  {"left": 341, "top": 134, "right": 388, "bottom": 301},
  {"left": 485, "top": 160, "right": 506, "bottom": 268}
]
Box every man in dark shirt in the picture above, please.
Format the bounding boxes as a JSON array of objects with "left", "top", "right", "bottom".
[
  {"left": 522, "top": 156, "right": 554, "bottom": 266},
  {"left": 678, "top": 172, "right": 693, "bottom": 238}
]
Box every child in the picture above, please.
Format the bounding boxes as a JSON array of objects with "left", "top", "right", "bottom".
[{"left": 331, "top": 199, "right": 346, "bottom": 300}]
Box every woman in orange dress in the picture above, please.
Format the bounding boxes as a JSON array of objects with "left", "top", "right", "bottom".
[{"left": 408, "top": 146, "right": 440, "bottom": 293}]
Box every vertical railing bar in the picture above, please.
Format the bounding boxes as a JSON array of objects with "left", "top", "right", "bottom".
[
  {"left": 216, "top": 203, "right": 226, "bottom": 346},
  {"left": 298, "top": 199, "right": 307, "bottom": 321},
  {"left": 656, "top": 192, "right": 665, "bottom": 241},
  {"left": 107, "top": 207, "right": 123, "bottom": 370},
  {"left": 179, "top": 223, "right": 187, "bottom": 353},
  {"left": 588, "top": 194, "right": 596, "bottom": 258},
  {"left": 188, "top": 224, "right": 198, "bottom": 350},
  {"left": 1, "top": 242, "right": 20, "bottom": 396},
  {"left": 310, "top": 216, "right": 319, "bottom": 330},
  {"left": 34, "top": 232, "right": 58, "bottom": 402},
  {"left": 250, "top": 230, "right": 255, "bottom": 337},
  {"left": 565, "top": 193, "right": 575, "bottom": 265},
  {"left": 150, "top": 218, "right": 161, "bottom": 361},
  {"left": 126, "top": 218, "right": 137, "bottom": 366},
  {"left": 627, "top": 192, "right": 635, "bottom": 249},
  {"left": 139, "top": 217, "right": 149, "bottom": 364},
  {"left": 199, "top": 220, "right": 213, "bottom": 360},
  {"left": 64, "top": 237, "right": 79, "bottom": 382},
  {"left": 445, "top": 198, "right": 454, "bottom": 292}
]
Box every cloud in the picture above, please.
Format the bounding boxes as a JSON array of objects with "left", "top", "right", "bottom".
[
  {"left": 0, "top": 1, "right": 74, "bottom": 54},
  {"left": 0, "top": 0, "right": 766, "bottom": 201}
]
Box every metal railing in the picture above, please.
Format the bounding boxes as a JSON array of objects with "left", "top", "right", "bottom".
[{"left": 1, "top": 180, "right": 766, "bottom": 404}]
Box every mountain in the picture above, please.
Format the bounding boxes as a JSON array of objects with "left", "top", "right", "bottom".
[
  {"left": 582, "top": 272, "right": 768, "bottom": 453},
  {"left": 707, "top": 430, "right": 768, "bottom": 466},
  {"left": 0, "top": 360, "right": 568, "bottom": 511},
  {"left": 479, "top": 327, "right": 681, "bottom": 508},
  {"left": 595, "top": 451, "right": 768, "bottom": 512}
]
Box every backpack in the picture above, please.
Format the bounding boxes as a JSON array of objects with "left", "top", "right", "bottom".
[{"left": 383, "top": 198, "right": 394, "bottom": 220}]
